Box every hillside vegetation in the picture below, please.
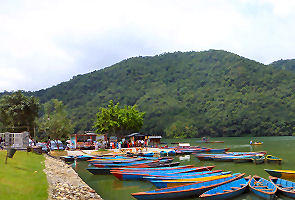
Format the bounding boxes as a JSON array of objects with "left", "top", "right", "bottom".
[{"left": 26, "top": 50, "right": 295, "bottom": 138}]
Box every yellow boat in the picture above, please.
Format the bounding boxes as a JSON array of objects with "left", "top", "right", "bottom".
[
  {"left": 250, "top": 142, "right": 263, "bottom": 145},
  {"left": 151, "top": 174, "right": 233, "bottom": 188},
  {"left": 265, "top": 155, "right": 282, "bottom": 164},
  {"left": 265, "top": 169, "right": 295, "bottom": 180}
]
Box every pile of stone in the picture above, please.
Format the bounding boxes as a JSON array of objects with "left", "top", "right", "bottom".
[{"left": 44, "top": 155, "right": 102, "bottom": 200}]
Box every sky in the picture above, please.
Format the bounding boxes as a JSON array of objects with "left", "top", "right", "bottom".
[{"left": 1, "top": 0, "right": 295, "bottom": 92}]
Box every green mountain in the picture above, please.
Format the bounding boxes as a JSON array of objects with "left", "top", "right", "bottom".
[
  {"left": 24, "top": 50, "right": 295, "bottom": 137},
  {"left": 271, "top": 59, "right": 295, "bottom": 72}
]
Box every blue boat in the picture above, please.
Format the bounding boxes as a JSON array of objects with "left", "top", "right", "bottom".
[
  {"left": 76, "top": 154, "right": 96, "bottom": 160},
  {"left": 87, "top": 167, "right": 113, "bottom": 175},
  {"left": 60, "top": 155, "right": 75, "bottom": 162},
  {"left": 142, "top": 170, "right": 224, "bottom": 180},
  {"left": 168, "top": 150, "right": 176, "bottom": 156},
  {"left": 113, "top": 165, "right": 195, "bottom": 171},
  {"left": 208, "top": 148, "right": 230, "bottom": 153},
  {"left": 131, "top": 173, "right": 244, "bottom": 200},
  {"left": 144, "top": 171, "right": 232, "bottom": 181},
  {"left": 150, "top": 173, "right": 240, "bottom": 188},
  {"left": 269, "top": 176, "right": 295, "bottom": 198},
  {"left": 249, "top": 175, "right": 277, "bottom": 199},
  {"left": 199, "top": 176, "right": 251, "bottom": 199},
  {"left": 141, "top": 152, "right": 154, "bottom": 157},
  {"left": 93, "top": 160, "right": 156, "bottom": 167},
  {"left": 111, "top": 166, "right": 213, "bottom": 180}
]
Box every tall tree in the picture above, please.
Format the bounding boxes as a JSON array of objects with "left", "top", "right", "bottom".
[
  {"left": 0, "top": 91, "right": 39, "bottom": 133},
  {"left": 38, "top": 99, "right": 74, "bottom": 143},
  {"left": 93, "top": 100, "right": 145, "bottom": 138}
]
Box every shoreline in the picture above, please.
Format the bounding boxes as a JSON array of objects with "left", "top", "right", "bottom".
[{"left": 44, "top": 154, "right": 103, "bottom": 200}]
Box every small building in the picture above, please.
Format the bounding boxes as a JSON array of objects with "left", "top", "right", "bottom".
[
  {"left": 70, "top": 133, "right": 97, "bottom": 149},
  {"left": 145, "top": 135, "right": 162, "bottom": 146},
  {"left": 125, "top": 133, "right": 145, "bottom": 142},
  {"left": 0, "top": 132, "right": 30, "bottom": 150}
]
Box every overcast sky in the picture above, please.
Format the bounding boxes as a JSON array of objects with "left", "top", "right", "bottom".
[{"left": 1, "top": 0, "right": 295, "bottom": 92}]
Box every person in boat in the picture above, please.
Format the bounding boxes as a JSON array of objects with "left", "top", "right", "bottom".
[{"left": 250, "top": 140, "right": 253, "bottom": 144}]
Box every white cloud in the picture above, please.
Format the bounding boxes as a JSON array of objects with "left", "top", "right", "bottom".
[{"left": 1, "top": 0, "right": 295, "bottom": 91}]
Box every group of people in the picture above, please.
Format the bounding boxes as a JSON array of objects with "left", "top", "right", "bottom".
[{"left": 104, "top": 139, "right": 147, "bottom": 150}]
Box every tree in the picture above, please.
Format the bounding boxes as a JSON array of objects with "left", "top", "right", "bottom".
[
  {"left": 0, "top": 91, "right": 39, "bottom": 133},
  {"left": 93, "top": 100, "right": 145, "bottom": 138},
  {"left": 38, "top": 99, "right": 74, "bottom": 146}
]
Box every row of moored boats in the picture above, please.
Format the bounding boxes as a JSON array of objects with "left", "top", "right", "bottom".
[{"left": 82, "top": 153, "right": 293, "bottom": 199}]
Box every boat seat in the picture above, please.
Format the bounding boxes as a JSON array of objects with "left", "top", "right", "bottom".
[
  {"left": 260, "top": 189, "right": 273, "bottom": 191},
  {"left": 223, "top": 190, "right": 233, "bottom": 192},
  {"left": 283, "top": 187, "right": 294, "bottom": 190}
]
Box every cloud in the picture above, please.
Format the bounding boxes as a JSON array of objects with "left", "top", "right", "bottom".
[{"left": 1, "top": 0, "right": 295, "bottom": 91}]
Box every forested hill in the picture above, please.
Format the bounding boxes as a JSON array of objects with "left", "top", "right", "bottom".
[
  {"left": 270, "top": 59, "right": 295, "bottom": 72},
  {"left": 28, "top": 50, "right": 295, "bottom": 137}
]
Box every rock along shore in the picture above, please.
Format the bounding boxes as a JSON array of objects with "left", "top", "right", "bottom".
[{"left": 44, "top": 154, "right": 103, "bottom": 200}]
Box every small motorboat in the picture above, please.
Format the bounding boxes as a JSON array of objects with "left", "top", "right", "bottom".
[{"left": 249, "top": 175, "right": 277, "bottom": 199}]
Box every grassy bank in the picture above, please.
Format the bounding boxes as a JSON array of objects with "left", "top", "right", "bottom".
[{"left": 0, "top": 150, "right": 48, "bottom": 200}]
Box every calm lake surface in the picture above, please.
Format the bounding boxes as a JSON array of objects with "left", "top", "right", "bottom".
[{"left": 74, "top": 136, "right": 295, "bottom": 200}]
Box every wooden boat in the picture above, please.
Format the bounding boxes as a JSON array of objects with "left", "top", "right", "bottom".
[
  {"left": 252, "top": 155, "right": 265, "bottom": 164},
  {"left": 93, "top": 160, "right": 156, "bottom": 168},
  {"left": 208, "top": 148, "right": 230, "bottom": 153},
  {"left": 168, "top": 150, "right": 176, "bottom": 156},
  {"left": 131, "top": 173, "right": 244, "bottom": 200},
  {"left": 200, "top": 176, "right": 251, "bottom": 199},
  {"left": 76, "top": 154, "right": 96, "bottom": 160},
  {"left": 213, "top": 155, "right": 236, "bottom": 162},
  {"left": 265, "top": 155, "right": 282, "bottom": 164},
  {"left": 142, "top": 170, "right": 224, "bottom": 180},
  {"left": 265, "top": 169, "right": 295, "bottom": 179},
  {"left": 111, "top": 166, "right": 215, "bottom": 180},
  {"left": 114, "top": 165, "right": 195, "bottom": 171},
  {"left": 150, "top": 173, "right": 236, "bottom": 188},
  {"left": 269, "top": 176, "right": 295, "bottom": 198},
  {"left": 138, "top": 152, "right": 154, "bottom": 157},
  {"left": 87, "top": 167, "right": 113, "bottom": 175},
  {"left": 250, "top": 142, "right": 263, "bottom": 145},
  {"left": 226, "top": 151, "right": 267, "bottom": 156},
  {"left": 88, "top": 157, "right": 145, "bottom": 164},
  {"left": 60, "top": 155, "right": 75, "bottom": 162},
  {"left": 144, "top": 171, "right": 232, "bottom": 181},
  {"left": 249, "top": 175, "right": 277, "bottom": 199}
]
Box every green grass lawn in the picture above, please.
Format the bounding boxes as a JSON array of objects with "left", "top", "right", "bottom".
[{"left": 0, "top": 150, "right": 48, "bottom": 200}]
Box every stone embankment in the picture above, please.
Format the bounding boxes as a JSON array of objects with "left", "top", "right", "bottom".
[{"left": 44, "top": 155, "right": 103, "bottom": 200}]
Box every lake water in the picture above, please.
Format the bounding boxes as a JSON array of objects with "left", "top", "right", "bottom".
[{"left": 74, "top": 136, "right": 295, "bottom": 200}]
